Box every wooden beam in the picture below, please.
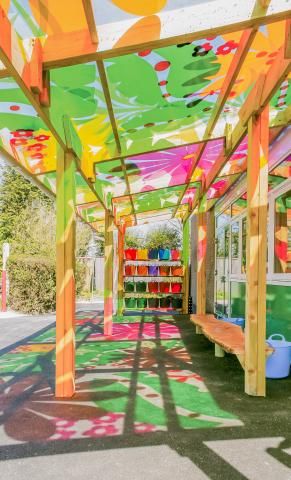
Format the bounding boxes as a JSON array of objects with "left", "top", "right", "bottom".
[
  {"left": 30, "top": 38, "right": 43, "bottom": 95},
  {"left": 182, "top": 218, "right": 190, "bottom": 314},
  {"left": 55, "top": 150, "right": 76, "bottom": 398},
  {"left": 117, "top": 226, "right": 125, "bottom": 315},
  {"left": 40, "top": 5, "right": 290, "bottom": 67},
  {"left": 104, "top": 211, "right": 114, "bottom": 336},
  {"left": 204, "top": 42, "right": 290, "bottom": 196},
  {"left": 285, "top": 19, "right": 291, "bottom": 58},
  {"left": 196, "top": 207, "right": 207, "bottom": 316},
  {"left": 82, "top": 0, "right": 98, "bottom": 44},
  {"left": 39, "top": 70, "right": 50, "bottom": 107},
  {"left": 245, "top": 106, "right": 269, "bottom": 397},
  {"left": 96, "top": 59, "right": 137, "bottom": 223},
  {"left": 0, "top": 6, "right": 65, "bottom": 149},
  {"left": 172, "top": 29, "right": 256, "bottom": 219},
  {"left": 205, "top": 29, "right": 257, "bottom": 139},
  {"left": 0, "top": 67, "right": 8, "bottom": 78}
]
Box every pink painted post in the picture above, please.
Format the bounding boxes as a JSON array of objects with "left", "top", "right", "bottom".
[
  {"left": 2, "top": 243, "right": 9, "bottom": 312},
  {"left": 1, "top": 270, "right": 6, "bottom": 312}
]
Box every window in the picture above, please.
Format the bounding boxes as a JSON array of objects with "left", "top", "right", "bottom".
[
  {"left": 241, "top": 217, "right": 246, "bottom": 274},
  {"left": 231, "top": 222, "right": 240, "bottom": 274},
  {"left": 274, "top": 189, "right": 291, "bottom": 274}
]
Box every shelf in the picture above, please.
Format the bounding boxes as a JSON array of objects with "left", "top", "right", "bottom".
[
  {"left": 124, "top": 260, "right": 182, "bottom": 266},
  {"left": 124, "top": 292, "right": 183, "bottom": 298},
  {"left": 124, "top": 308, "right": 183, "bottom": 312},
  {"left": 124, "top": 275, "right": 184, "bottom": 279}
]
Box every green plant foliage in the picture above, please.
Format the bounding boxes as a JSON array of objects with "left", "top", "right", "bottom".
[
  {"left": 0, "top": 166, "right": 52, "bottom": 249},
  {"left": 145, "top": 223, "right": 182, "bottom": 249},
  {"left": 8, "top": 255, "right": 56, "bottom": 314},
  {"left": 125, "top": 234, "right": 143, "bottom": 248}
]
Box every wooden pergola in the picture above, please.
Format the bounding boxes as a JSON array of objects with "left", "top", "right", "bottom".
[{"left": 0, "top": 1, "right": 290, "bottom": 398}]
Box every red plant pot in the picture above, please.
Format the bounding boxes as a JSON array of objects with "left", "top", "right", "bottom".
[
  {"left": 171, "top": 249, "right": 180, "bottom": 260},
  {"left": 160, "top": 282, "right": 170, "bottom": 293},
  {"left": 159, "top": 266, "right": 170, "bottom": 276},
  {"left": 148, "top": 282, "right": 159, "bottom": 293},
  {"left": 137, "top": 265, "right": 148, "bottom": 276},
  {"left": 125, "top": 248, "right": 137, "bottom": 260},
  {"left": 125, "top": 265, "right": 136, "bottom": 275},
  {"left": 171, "top": 283, "right": 182, "bottom": 293}
]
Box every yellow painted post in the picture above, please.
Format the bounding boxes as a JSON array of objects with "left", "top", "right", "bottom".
[
  {"left": 196, "top": 208, "right": 207, "bottom": 316},
  {"left": 117, "top": 226, "right": 125, "bottom": 316},
  {"left": 245, "top": 106, "right": 269, "bottom": 397},
  {"left": 182, "top": 218, "right": 190, "bottom": 314},
  {"left": 104, "top": 211, "right": 114, "bottom": 336},
  {"left": 55, "top": 150, "right": 76, "bottom": 398}
]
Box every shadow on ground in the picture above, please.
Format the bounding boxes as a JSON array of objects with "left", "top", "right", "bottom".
[{"left": 0, "top": 310, "right": 290, "bottom": 479}]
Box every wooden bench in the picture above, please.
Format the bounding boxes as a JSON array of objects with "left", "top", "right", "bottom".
[{"left": 190, "top": 314, "right": 273, "bottom": 369}]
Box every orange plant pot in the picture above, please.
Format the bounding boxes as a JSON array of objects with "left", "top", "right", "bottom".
[
  {"left": 171, "top": 266, "right": 183, "bottom": 276},
  {"left": 137, "top": 265, "right": 148, "bottom": 275},
  {"left": 159, "top": 266, "right": 170, "bottom": 276}
]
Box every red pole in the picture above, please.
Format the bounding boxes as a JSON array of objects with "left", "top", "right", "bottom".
[{"left": 2, "top": 270, "right": 7, "bottom": 312}]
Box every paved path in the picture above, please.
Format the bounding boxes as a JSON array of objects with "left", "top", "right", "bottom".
[{"left": 0, "top": 310, "right": 290, "bottom": 480}]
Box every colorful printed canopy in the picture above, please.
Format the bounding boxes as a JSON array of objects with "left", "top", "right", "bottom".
[{"left": 0, "top": 1, "right": 290, "bottom": 229}]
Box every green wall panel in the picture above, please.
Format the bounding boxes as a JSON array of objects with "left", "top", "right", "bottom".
[{"left": 230, "top": 281, "right": 291, "bottom": 339}]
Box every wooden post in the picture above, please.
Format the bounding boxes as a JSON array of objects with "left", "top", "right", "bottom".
[
  {"left": 104, "top": 211, "right": 114, "bottom": 336},
  {"left": 245, "top": 106, "right": 269, "bottom": 397},
  {"left": 196, "top": 208, "right": 207, "bottom": 315},
  {"left": 55, "top": 150, "right": 76, "bottom": 398},
  {"left": 182, "top": 218, "right": 190, "bottom": 314},
  {"left": 117, "top": 226, "right": 125, "bottom": 315}
]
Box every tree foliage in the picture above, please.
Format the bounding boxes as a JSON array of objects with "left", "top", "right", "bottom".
[
  {"left": 0, "top": 165, "right": 99, "bottom": 312},
  {"left": 125, "top": 221, "right": 182, "bottom": 250},
  {"left": 145, "top": 222, "right": 182, "bottom": 249},
  {"left": 0, "top": 166, "right": 52, "bottom": 248}
]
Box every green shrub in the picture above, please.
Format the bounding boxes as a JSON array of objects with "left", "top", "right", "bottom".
[
  {"left": 75, "top": 260, "right": 87, "bottom": 296},
  {"left": 8, "top": 255, "right": 56, "bottom": 314}
]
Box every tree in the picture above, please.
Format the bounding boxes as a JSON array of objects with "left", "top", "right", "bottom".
[
  {"left": 0, "top": 166, "right": 52, "bottom": 248},
  {"left": 145, "top": 221, "right": 182, "bottom": 249}
]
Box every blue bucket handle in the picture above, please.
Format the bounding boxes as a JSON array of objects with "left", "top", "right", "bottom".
[{"left": 268, "top": 334, "right": 286, "bottom": 342}]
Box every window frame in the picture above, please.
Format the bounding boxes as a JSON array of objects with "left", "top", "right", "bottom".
[{"left": 268, "top": 177, "right": 291, "bottom": 283}]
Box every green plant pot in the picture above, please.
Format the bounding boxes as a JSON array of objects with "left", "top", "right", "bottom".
[
  {"left": 136, "top": 281, "right": 147, "bottom": 293},
  {"left": 172, "top": 298, "right": 182, "bottom": 309},
  {"left": 125, "top": 297, "right": 137, "bottom": 308},
  {"left": 124, "top": 281, "right": 135, "bottom": 292},
  {"left": 148, "top": 297, "right": 159, "bottom": 308},
  {"left": 137, "top": 297, "right": 147, "bottom": 309},
  {"left": 160, "top": 296, "right": 171, "bottom": 308}
]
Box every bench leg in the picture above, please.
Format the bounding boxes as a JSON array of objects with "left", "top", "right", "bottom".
[
  {"left": 196, "top": 326, "right": 203, "bottom": 334},
  {"left": 215, "top": 344, "right": 225, "bottom": 358}
]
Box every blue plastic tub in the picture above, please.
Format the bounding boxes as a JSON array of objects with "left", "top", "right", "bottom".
[
  {"left": 266, "top": 334, "right": 291, "bottom": 379},
  {"left": 219, "top": 316, "right": 245, "bottom": 329}
]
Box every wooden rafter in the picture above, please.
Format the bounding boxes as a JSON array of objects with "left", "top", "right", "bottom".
[
  {"left": 93, "top": 135, "right": 225, "bottom": 167},
  {"left": 0, "top": 9, "right": 112, "bottom": 223},
  {"left": 82, "top": 0, "right": 98, "bottom": 44},
  {"left": 172, "top": 28, "right": 257, "bottom": 219},
  {"left": 41, "top": 7, "right": 290, "bottom": 68},
  {"left": 285, "top": 19, "right": 291, "bottom": 58},
  {"left": 198, "top": 39, "right": 290, "bottom": 211},
  {"left": 96, "top": 60, "right": 137, "bottom": 224}
]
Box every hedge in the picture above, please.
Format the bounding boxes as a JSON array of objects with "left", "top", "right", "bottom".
[
  {"left": 7, "top": 255, "right": 89, "bottom": 314},
  {"left": 8, "top": 255, "right": 56, "bottom": 314}
]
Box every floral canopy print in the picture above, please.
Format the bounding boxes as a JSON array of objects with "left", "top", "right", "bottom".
[{"left": 0, "top": 2, "right": 289, "bottom": 230}]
